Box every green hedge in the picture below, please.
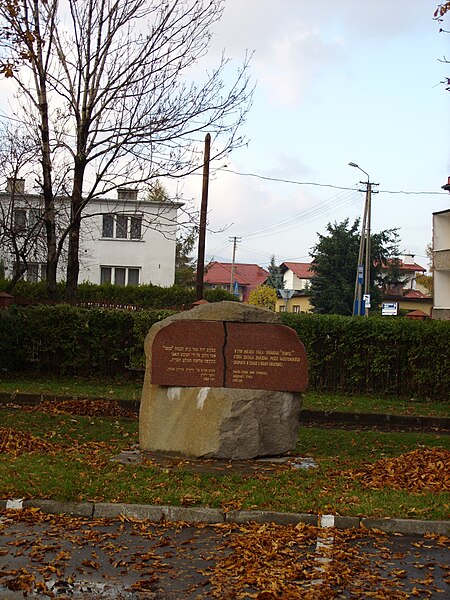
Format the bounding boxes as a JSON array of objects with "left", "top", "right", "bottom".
[
  {"left": 0, "top": 305, "right": 173, "bottom": 376},
  {"left": 281, "top": 313, "right": 450, "bottom": 400},
  {"left": 1, "top": 306, "right": 449, "bottom": 400},
  {"left": 0, "top": 280, "right": 237, "bottom": 308}
]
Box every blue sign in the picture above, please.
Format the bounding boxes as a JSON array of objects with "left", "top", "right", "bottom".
[
  {"left": 357, "top": 265, "right": 364, "bottom": 284},
  {"left": 233, "top": 281, "right": 239, "bottom": 297}
]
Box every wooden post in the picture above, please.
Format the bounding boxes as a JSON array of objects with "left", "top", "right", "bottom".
[{"left": 196, "top": 133, "right": 211, "bottom": 301}]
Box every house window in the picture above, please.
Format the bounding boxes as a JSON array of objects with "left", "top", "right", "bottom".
[
  {"left": 13, "top": 261, "right": 46, "bottom": 282},
  {"left": 102, "top": 215, "right": 114, "bottom": 238},
  {"left": 130, "top": 216, "right": 142, "bottom": 240},
  {"left": 116, "top": 215, "right": 128, "bottom": 239},
  {"left": 128, "top": 268, "right": 140, "bottom": 285},
  {"left": 13, "top": 208, "right": 27, "bottom": 231},
  {"left": 279, "top": 305, "right": 286, "bottom": 312},
  {"left": 114, "top": 267, "right": 126, "bottom": 285},
  {"left": 100, "top": 266, "right": 140, "bottom": 286},
  {"left": 26, "top": 263, "right": 45, "bottom": 282},
  {"left": 101, "top": 214, "right": 142, "bottom": 240},
  {"left": 292, "top": 305, "right": 300, "bottom": 313},
  {"left": 28, "top": 209, "right": 43, "bottom": 231}
]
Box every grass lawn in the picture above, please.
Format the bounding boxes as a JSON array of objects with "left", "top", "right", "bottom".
[
  {"left": 1, "top": 407, "right": 449, "bottom": 520},
  {"left": 0, "top": 374, "right": 448, "bottom": 417}
]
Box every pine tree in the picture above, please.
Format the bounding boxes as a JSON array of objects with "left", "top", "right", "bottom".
[
  {"left": 266, "top": 255, "right": 284, "bottom": 289},
  {"left": 309, "top": 219, "right": 400, "bottom": 315}
]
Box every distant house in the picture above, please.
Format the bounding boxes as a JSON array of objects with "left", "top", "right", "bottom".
[
  {"left": 382, "top": 253, "right": 427, "bottom": 292},
  {"left": 275, "top": 262, "right": 314, "bottom": 313},
  {"left": 432, "top": 202, "right": 450, "bottom": 320},
  {"left": 203, "top": 261, "right": 269, "bottom": 302},
  {"left": 382, "top": 288, "right": 433, "bottom": 316},
  {"left": 0, "top": 179, "right": 181, "bottom": 287},
  {"left": 279, "top": 262, "right": 313, "bottom": 291}
]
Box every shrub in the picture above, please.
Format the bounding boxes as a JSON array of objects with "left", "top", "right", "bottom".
[
  {"left": 2, "top": 280, "right": 237, "bottom": 309},
  {"left": 281, "top": 313, "right": 450, "bottom": 400}
]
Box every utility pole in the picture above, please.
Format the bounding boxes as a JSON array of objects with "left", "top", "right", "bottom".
[
  {"left": 349, "top": 162, "right": 378, "bottom": 316},
  {"left": 195, "top": 133, "right": 211, "bottom": 301},
  {"left": 229, "top": 236, "right": 241, "bottom": 295}
]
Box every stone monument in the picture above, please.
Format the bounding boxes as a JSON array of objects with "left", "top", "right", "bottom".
[{"left": 139, "top": 301, "right": 308, "bottom": 460}]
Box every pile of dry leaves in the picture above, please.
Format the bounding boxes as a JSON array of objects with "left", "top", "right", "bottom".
[
  {"left": 0, "top": 426, "right": 114, "bottom": 470},
  {"left": 0, "top": 427, "right": 57, "bottom": 456},
  {"left": 348, "top": 447, "right": 450, "bottom": 493},
  {"left": 24, "top": 398, "right": 136, "bottom": 418}
]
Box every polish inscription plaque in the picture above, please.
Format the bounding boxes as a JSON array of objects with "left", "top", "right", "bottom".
[
  {"left": 225, "top": 322, "right": 307, "bottom": 392},
  {"left": 151, "top": 319, "right": 308, "bottom": 392}
]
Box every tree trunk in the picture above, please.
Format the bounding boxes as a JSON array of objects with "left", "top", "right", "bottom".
[{"left": 64, "top": 160, "right": 85, "bottom": 301}]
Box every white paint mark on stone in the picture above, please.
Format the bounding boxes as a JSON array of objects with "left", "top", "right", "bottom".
[
  {"left": 196, "top": 388, "right": 210, "bottom": 410},
  {"left": 320, "top": 514, "right": 335, "bottom": 528},
  {"left": 6, "top": 499, "right": 23, "bottom": 510},
  {"left": 310, "top": 514, "right": 335, "bottom": 586},
  {"left": 167, "top": 387, "right": 181, "bottom": 401}
]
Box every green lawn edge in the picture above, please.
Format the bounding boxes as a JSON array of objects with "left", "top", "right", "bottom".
[{"left": 1, "top": 410, "right": 449, "bottom": 521}]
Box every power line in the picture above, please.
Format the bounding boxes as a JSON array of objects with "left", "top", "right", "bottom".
[{"left": 220, "top": 167, "right": 448, "bottom": 196}]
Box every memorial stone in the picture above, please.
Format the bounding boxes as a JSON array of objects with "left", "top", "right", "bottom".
[{"left": 139, "top": 301, "right": 308, "bottom": 459}]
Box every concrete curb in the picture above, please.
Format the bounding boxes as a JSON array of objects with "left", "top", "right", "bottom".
[{"left": 1, "top": 498, "right": 448, "bottom": 536}]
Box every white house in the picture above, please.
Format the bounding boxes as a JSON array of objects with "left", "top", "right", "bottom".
[
  {"left": 432, "top": 207, "right": 450, "bottom": 320},
  {"left": 79, "top": 187, "right": 181, "bottom": 287},
  {"left": 280, "top": 262, "right": 313, "bottom": 290},
  {"left": 0, "top": 179, "right": 181, "bottom": 287}
]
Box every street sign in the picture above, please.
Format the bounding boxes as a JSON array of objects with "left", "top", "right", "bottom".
[
  {"left": 357, "top": 265, "right": 364, "bottom": 284},
  {"left": 363, "top": 294, "right": 371, "bottom": 308},
  {"left": 382, "top": 302, "right": 398, "bottom": 316},
  {"left": 233, "top": 281, "right": 239, "bottom": 297},
  {"left": 278, "top": 289, "right": 295, "bottom": 300}
]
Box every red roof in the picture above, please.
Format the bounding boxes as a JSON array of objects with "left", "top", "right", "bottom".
[
  {"left": 204, "top": 262, "right": 269, "bottom": 287},
  {"left": 399, "top": 261, "right": 426, "bottom": 273},
  {"left": 402, "top": 289, "right": 431, "bottom": 299},
  {"left": 280, "top": 262, "right": 313, "bottom": 279},
  {"left": 405, "top": 309, "right": 430, "bottom": 319},
  {"left": 382, "top": 259, "right": 426, "bottom": 273}
]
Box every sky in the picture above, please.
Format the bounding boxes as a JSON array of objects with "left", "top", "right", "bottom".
[{"left": 172, "top": 0, "right": 450, "bottom": 272}]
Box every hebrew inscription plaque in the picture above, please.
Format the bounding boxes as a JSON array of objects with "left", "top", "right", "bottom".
[{"left": 151, "top": 321, "right": 225, "bottom": 387}]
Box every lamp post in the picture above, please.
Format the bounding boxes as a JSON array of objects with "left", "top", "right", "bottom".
[{"left": 349, "top": 162, "right": 371, "bottom": 316}]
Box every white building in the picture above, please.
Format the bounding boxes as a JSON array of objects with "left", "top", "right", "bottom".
[
  {"left": 280, "top": 262, "right": 313, "bottom": 291},
  {"left": 432, "top": 207, "right": 450, "bottom": 320},
  {"left": 0, "top": 180, "right": 181, "bottom": 287}
]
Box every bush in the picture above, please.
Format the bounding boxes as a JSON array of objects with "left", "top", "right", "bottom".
[
  {"left": 281, "top": 313, "right": 450, "bottom": 400},
  {"left": 0, "top": 305, "right": 172, "bottom": 376},
  {"left": 2, "top": 305, "right": 449, "bottom": 401},
  {"left": 1, "top": 280, "right": 237, "bottom": 309}
]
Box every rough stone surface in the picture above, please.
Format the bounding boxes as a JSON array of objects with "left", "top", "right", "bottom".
[{"left": 139, "top": 385, "right": 302, "bottom": 459}]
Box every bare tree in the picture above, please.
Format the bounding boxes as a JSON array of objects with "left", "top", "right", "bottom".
[
  {"left": 0, "top": 125, "right": 47, "bottom": 290},
  {"left": 435, "top": 2, "right": 450, "bottom": 90},
  {"left": 0, "top": 0, "right": 253, "bottom": 299}
]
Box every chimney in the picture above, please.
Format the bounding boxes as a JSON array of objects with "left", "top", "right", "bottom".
[
  {"left": 6, "top": 178, "right": 25, "bottom": 194},
  {"left": 117, "top": 187, "right": 138, "bottom": 201}
]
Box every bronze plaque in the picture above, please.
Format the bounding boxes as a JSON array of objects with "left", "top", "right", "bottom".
[
  {"left": 151, "top": 321, "right": 225, "bottom": 387},
  {"left": 225, "top": 322, "right": 308, "bottom": 392}
]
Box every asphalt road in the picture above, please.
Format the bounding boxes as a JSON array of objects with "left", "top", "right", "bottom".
[{"left": 1, "top": 508, "right": 449, "bottom": 599}]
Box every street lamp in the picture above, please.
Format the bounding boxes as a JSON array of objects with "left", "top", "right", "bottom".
[{"left": 349, "top": 162, "right": 372, "bottom": 316}]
